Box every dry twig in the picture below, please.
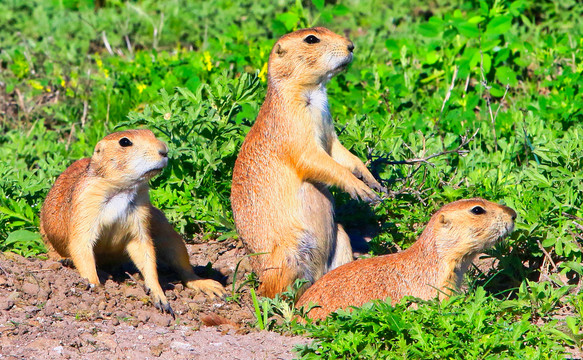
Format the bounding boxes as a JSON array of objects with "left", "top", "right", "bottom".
[
  {"left": 440, "top": 65, "right": 458, "bottom": 114},
  {"left": 101, "top": 31, "right": 114, "bottom": 56},
  {"left": 536, "top": 239, "right": 558, "bottom": 272},
  {"left": 81, "top": 100, "right": 88, "bottom": 127},
  {"left": 479, "top": 46, "right": 511, "bottom": 152},
  {"left": 367, "top": 130, "right": 478, "bottom": 205},
  {"left": 372, "top": 128, "right": 479, "bottom": 167},
  {"left": 124, "top": 35, "right": 134, "bottom": 57}
]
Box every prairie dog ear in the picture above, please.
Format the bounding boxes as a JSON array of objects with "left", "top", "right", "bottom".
[
  {"left": 93, "top": 143, "right": 104, "bottom": 159},
  {"left": 439, "top": 214, "right": 450, "bottom": 226},
  {"left": 275, "top": 44, "right": 287, "bottom": 57}
]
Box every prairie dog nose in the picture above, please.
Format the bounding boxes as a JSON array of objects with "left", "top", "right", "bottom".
[
  {"left": 158, "top": 144, "right": 168, "bottom": 158},
  {"left": 504, "top": 206, "right": 517, "bottom": 221},
  {"left": 347, "top": 41, "right": 355, "bottom": 53}
]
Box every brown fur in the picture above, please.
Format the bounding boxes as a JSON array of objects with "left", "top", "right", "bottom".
[
  {"left": 296, "top": 198, "right": 517, "bottom": 320},
  {"left": 40, "top": 129, "right": 225, "bottom": 315},
  {"left": 231, "top": 27, "right": 384, "bottom": 298}
]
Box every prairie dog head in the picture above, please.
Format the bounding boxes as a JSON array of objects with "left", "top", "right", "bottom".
[
  {"left": 268, "top": 27, "right": 354, "bottom": 87},
  {"left": 90, "top": 129, "right": 168, "bottom": 185},
  {"left": 429, "top": 198, "right": 517, "bottom": 260}
]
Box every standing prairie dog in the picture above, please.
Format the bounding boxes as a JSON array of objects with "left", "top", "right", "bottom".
[
  {"left": 231, "top": 27, "right": 385, "bottom": 298},
  {"left": 40, "top": 129, "right": 225, "bottom": 315},
  {"left": 297, "top": 198, "right": 517, "bottom": 320}
]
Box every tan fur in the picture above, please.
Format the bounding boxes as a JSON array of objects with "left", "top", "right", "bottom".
[
  {"left": 40, "top": 129, "right": 225, "bottom": 315},
  {"left": 231, "top": 27, "right": 384, "bottom": 298},
  {"left": 296, "top": 198, "right": 517, "bottom": 320}
]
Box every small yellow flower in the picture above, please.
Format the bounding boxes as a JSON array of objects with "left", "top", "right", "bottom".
[
  {"left": 137, "top": 84, "right": 147, "bottom": 94},
  {"left": 29, "top": 80, "right": 44, "bottom": 90},
  {"left": 95, "top": 55, "right": 109, "bottom": 78},
  {"left": 203, "top": 51, "right": 213, "bottom": 72},
  {"left": 258, "top": 62, "right": 268, "bottom": 82}
]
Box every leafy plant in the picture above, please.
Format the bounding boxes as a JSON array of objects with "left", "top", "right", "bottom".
[
  {"left": 251, "top": 279, "right": 311, "bottom": 332},
  {"left": 115, "top": 72, "right": 260, "bottom": 234},
  {"left": 296, "top": 287, "right": 576, "bottom": 359},
  {"left": 1, "top": 0, "right": 582, "bottom": 356}
]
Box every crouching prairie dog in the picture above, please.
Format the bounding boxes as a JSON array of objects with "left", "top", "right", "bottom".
[
  {"left": 231, "top": 27, "right": 385, "bottom": 298},
  {"left": 296, "top": 198, "right": 517, "bottom": 320},
  {"left": 40, "top": 129, "right": 225, "bottom": 315}
]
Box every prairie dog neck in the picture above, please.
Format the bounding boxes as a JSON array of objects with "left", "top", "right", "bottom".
[
  {"left": 305, "top": 83, "right": 331, "bottom": 119},
  {"left": 410, "top": 232, "right": 479, "bottom": 292},
  {"left": 267, "top": 80, "right": 335, "bottom": 151},
  {"left": 78, "top": 178, "right": 149, "bottom": 230}
]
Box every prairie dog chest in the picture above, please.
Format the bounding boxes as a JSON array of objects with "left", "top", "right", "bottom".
[
  {"left": 305, "top": 86, "right": 334, "bottom": 152},
  {"left": 100, "top": 186, "right": 141, "bottom": 227}
]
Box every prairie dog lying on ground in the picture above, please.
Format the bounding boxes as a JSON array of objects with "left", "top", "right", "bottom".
[{"left": 297, "top": 198, "right": 517, "bottom": 320}]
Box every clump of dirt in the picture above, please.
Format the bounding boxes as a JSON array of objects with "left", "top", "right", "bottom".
[{"left": 0, "top": 237, "right": 309, "bottom": 359}]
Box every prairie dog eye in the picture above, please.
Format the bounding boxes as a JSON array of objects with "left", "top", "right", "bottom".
[
  {"left": 119, "top": 138, "right": 133, "bottom": 147},
  {"left": 304, "top": 35, "right": 320, "bottom": 44},
  {"left": 470, "top": 206, "right": 486, "bottom": 215}
]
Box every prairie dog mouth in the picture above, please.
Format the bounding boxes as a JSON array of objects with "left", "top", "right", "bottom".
[
  {"left": 145, "top": 167, "right": 164, "bottom": 176},
  {"left": 334, "top": 54, "right": 353, "bottom": 71},
  {"left": 142, "top": 158, "right": 168, "bottom": 179},
  {"left": 501, "top": 218, "right": 515, "bottom": 236}
]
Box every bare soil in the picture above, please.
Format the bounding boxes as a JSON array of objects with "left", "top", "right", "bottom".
[{"left": 0, "top": 238, "right": 309, "bottom": 359}]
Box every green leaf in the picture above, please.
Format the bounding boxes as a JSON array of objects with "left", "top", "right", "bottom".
[
  {"left": 495, "top": 65, "right": 518, "bottom": 86},
  {"left": 485, "top": 15, "right": 513, "bottom": 36},
  {"left": 424, "top": 51, "right": 439, "bottom": 65},
  {"left": 4, "top": 230, "right": 42, "bottom": 246},
  {"left": 276, "top": 12, "right": 300, "bottom": 31},
  {"left": 332, "top": 5, "right": 349, "bottom": 15},
  {"left": 456, "top": 22, "right": 480, "bottom": 38},
  {"left": 418, "top": 19, "right": 442, "bottom": 38},
  {"left": 311, "top": 0, "right": 324, "bottom": 11}
]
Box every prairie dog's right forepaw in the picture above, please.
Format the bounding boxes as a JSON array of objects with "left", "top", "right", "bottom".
[
  {"left": 185, "top": 279, "right": 226, "bottom": 298},
  {"left": 367, "top": 179, "right": 387, "bottom": 195},
  {"left": 349, "top": 180, "right": 381, "bottom": 203}
]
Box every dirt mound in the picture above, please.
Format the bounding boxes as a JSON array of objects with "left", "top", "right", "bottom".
[{"left": 0, "top": 238, "right": 308, "bottom": 359}]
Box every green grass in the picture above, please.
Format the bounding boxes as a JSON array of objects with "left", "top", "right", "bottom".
[
  {"left": 296, "top": 287, "right": 580, "bottom": 359},
  {"left": 1, "top": 0, "right": 582, "bottom": 357}
]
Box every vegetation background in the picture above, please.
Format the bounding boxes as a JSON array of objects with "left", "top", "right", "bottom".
[{"left": 1, "top": 0, "right": 582, "bottom": 357}]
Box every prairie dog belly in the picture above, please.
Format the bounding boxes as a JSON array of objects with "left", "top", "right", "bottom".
[
  {"left": 298, "top": 181, "right": 336, "bottom": 279},
  {"left": 93, "top": 221, "right": 135, "bottom": 266}
]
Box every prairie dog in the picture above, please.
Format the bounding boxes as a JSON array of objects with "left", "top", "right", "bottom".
[
  {"left": 297, "top": 198, "right": 517, "bottom": 320},
  {"left": 231, "top": 27, "right": 384, "bottom": 298},
  {"left": 40, "top": 129, "right": 225, "bottom": 315}
]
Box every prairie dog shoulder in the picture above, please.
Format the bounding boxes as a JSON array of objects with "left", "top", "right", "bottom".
[{"left": 297, "top": 198, "right": 517, "bottom": 320}]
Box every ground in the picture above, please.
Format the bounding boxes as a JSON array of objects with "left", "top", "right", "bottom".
[{"left": 0, "top": 238, "right": 309, "bottom": 359}]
